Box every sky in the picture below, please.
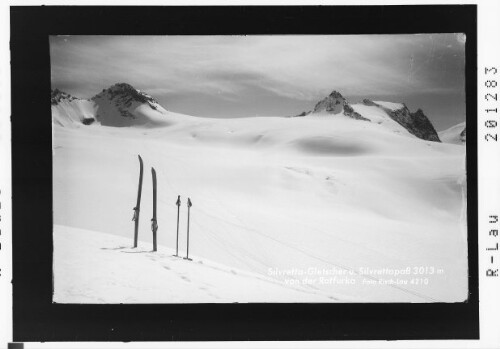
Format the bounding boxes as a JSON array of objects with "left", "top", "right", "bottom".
[{"left": 50, "top": 34, "right": 466, "bottom": 130}]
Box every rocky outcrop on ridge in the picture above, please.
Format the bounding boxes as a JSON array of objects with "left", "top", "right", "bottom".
[{"left": 362, "top": 99, "right": 441, "bottom": 142}]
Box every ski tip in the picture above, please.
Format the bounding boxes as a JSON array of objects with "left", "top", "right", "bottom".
[{"left": 138, "top": 154, "right": 143, "bottom": 162}]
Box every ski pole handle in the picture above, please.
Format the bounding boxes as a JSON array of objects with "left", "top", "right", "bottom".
[
  {"left": 132, "top": 207, "right": 139, "bottom": 221},
  {"left": 151, "top": 218, "right": 158, "bottom": 232}
]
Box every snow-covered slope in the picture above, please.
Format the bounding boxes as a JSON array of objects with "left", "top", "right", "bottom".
[
  {"left": 53, "top": 100, "right": 468, "bottom": 303},
  {"left": 51, "top": 83, "right": 174, "bottom": 128},
  {"left": 54, "top": 225, "right": 336, "bottom": 303},
  {"left": 52, "top": 98, "right": 97, "bottom": 127},
  {"left": 439, "top": 122, "right": 466, "bottom": 145},
  {"left": 372, "top": 100, "right": 405, "bottom": 111},
  {"left": 52, "top": 89, "right": 97, "bottom": 127}
]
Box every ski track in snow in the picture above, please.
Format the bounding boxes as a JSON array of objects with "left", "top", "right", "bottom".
[{"left": 193, "top": 206, "right": 437, "bottom": 302}]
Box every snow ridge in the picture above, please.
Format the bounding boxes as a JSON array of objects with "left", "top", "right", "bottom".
[
  {"left": 52, "top": 83, "right": 170, "bottom": 128},
  {"left": 362, "top": 99, "right": 441, "bottom": 142},
  {"left": 53, "top": 85, "right": 443, "bottom": 143},
  {"left": 293, "top": 91, "right": 441, "bottom": 142},
  {"left": 439, "top": 122, "right": 466, "bottom": 145}
]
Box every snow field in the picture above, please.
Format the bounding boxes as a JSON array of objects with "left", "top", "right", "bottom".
[{"left": 53, "top": 102, "right": 468, "bottom": 303}]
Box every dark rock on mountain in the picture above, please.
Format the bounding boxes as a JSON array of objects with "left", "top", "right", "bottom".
[
  {"left": 82, "top": 118, "right": 95, "bottom": 125},
  {"left": 90, "top": 83, "right": 163, "bottom": 120},
  {"left": 362, "top": 99, "right": 441, "bottom": 142},
  {"left": 309, "top": 91, "right": 369, "bottom": 121},
  {"left": 362, "top": 99, "right": 377, "bottom": 106},
  {"left": 460, "top": 126, "right": 466, "bottom": 142},
  {"left": 290, "top": 111, "right": 310, "bottom": 118},
  {"left": 92, "top": 83, "right": 161, "bottom": 118},
  {"left": 409, "top": 109, "right": 441, "bottom": 142},
  {"left": 51, "top": 88, "right": 79, "bottom": 105}
]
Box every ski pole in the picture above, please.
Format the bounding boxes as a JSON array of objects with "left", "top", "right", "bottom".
[
  {"left": 184, "top": 198, "right": 192, "bottom": 260},
  {"left": 175, "top": 195, "right": 181, "bottom": 257}
]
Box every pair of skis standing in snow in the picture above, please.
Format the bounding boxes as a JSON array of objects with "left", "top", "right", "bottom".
[{"left": 132, "top": 155, "right": 193, "bottom": 260}]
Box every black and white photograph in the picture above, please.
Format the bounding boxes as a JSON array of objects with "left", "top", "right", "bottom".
[
  {"left": 7, "top": 2, "right": 493, "bottom": 344},
  {"left": 50, "top": 34, "right": 468, "bottom": 304}
]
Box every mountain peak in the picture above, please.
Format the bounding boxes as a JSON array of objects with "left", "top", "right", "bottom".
[
  {"left": 329, "top": 90, "right": 344, "bottom": 98},
  {"left": 362, "top": 98, "right": 376, "bottom": 106},
  {"left": 92, "top": 82, "right": 162, "bottom": 111},
  {"left": 106, "top": 82, "right": 138, "bottom": 94},
  {"left": 308, "top": 90, "right": 369, "bottom": 121},
  {"left": 328, "top": 90, "right": 344, "bottom": 98},
  {"left": 52, "top": 84, "right": 170, "bottom": 128}
]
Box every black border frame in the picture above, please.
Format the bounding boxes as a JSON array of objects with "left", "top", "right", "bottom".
[{"left": 10, "top": 5, "right": 478, "bottom": 342}]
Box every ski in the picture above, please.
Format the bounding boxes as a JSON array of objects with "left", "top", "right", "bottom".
[
  {"left": 175, "top": 195, "right": 181, "bottom": 257},
  {"left": 151, "top": 167, "right": 158, "bottom": 252},
  {"left": 184, "top": 198, "right": 193, "bottom": 260},
  {"left": 132, "top": 155, "right": 143, "bottom": 248}
]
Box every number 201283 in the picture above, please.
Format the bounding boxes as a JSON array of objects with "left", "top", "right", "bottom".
[{"left": 485, "top": 67, "right": 498, "bottom": 142}]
